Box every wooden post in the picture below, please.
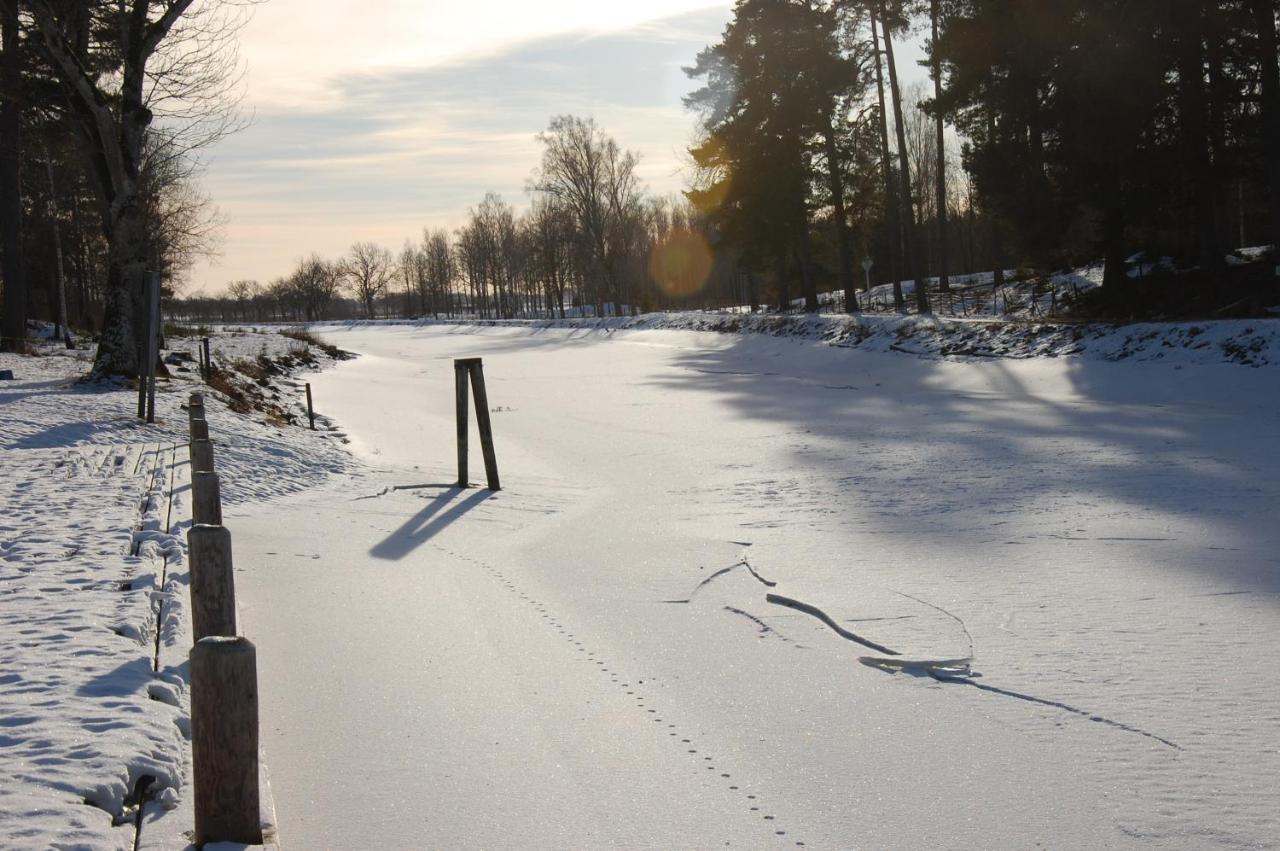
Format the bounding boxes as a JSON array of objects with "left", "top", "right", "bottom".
[
  {"left": 189, "top": 391, "right": 205, "bottom": 407},
  {"left": 188, "top": 524, "right": 237, "bottom": 640},
  {"left": 192, "top": 471, "right": 222, "bottom": 526},
  {"left": 455, "top": 360, "right": 470, "bottom": 487},
  {"left": 305, "top": 382, "right": 315, "bottom": 430},
  {"left": 190, "top": 419, "right": 209, "bottom": 442},
  {"left": 136, "top": 356, "right": 147, "bottom": 420},
  {"left": 191, "top": 438, "right": 215, "bottom": 473},
  {"left": 201, "top": 337, "right": 211, "bottom": 382},
  {"left": 191, "top": 636, "right": 262, "bottom": 846},
  {"left": 468, "top": 361, "right": 501, "bottom": 491},
  {"left": 145, "top": 271, "right": 160, "bottom": 423}
]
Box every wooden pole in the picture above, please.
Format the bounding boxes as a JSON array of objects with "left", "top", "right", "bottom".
[
  {"left": 145, "top": 272, "right": 160, "bottom": 423},
  {"left": 188, "top": 524, "right": 237, "bottom": 640},
  {"left": 455, "top": 361, "right": 470, "bottom": 487},
  {"left": 468, "top": 361, "right": 501, "bottom": 491},
  {"left": 191, "top": 438, "right": 215, "bottom": 473},
  {"left": 191, "top": 636, "right": 262, "bottom": 846},
  {"left": 189, "top": 391, "right": 205, "bottom": 407},
  {"left": 305, "top": 382, "right": 315, "bottom": 430},
  {"left": 202, "top": 337, "right": 212, "bottom": 381},
  {"left": 190, "top": 419, "right": 209, "bottom": 442},
  {"left": 191, "top": 471, "right": 223, "bottom": 526},
  {"left": 136, "top": 349, "right": 147, "bottom": 419}
]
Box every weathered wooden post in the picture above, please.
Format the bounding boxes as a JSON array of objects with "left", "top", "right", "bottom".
[
  {"left": 188, "top": 524, "right": 237, "bottom": 640},
  {"left": 468, "top": 361, "right": 501, "bottom": 491},
  {"left": 201, "top": 337, "right": 212, "bottom": 381},
  {"left": 192, "top": 471, "right": 223, "bottom": 526},
  {"left": 453, "top": 358, "right": 500, "bottom": 491},
  {"left": 305, "top": 382, "right": 315, "bottom": 430},
  {"left": 191, "top": 438, "right": 215, "bottom": 473},
  {"left": 145, "top": 272, "right": 161, "bottom": 423},
  {"left": 455, "top": 360, "right": 470, "bottom": 487},
  {"left": 191, "top": 636, "right": 262, "bottom": 846},
  {"left": 190, "top": 419, "right": 210, "bottom": 442},
  {"left": 189, "top": 391, "right": 205, "bottom": 407}
]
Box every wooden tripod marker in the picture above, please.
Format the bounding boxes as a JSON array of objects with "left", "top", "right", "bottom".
[{"left": 454, "top": 358, "right": 500, "bottom": 490}]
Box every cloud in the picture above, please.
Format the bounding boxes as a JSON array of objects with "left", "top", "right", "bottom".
[{"left": 189, "top": 5, "right": 731, "bottom": 292}]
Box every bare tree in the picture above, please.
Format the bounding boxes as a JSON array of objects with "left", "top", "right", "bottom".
[
  {"left": 285, "top": 254, "right": 339, "bottom": 321},
  {"left": 28, "top": 0, "right": 252, "bottom": 376},
  {"left": 533, "top": 115, "right": 643, "bottom": 316},
  {"left": 342, "top": 242, "right": 392, "bottom": 319}
]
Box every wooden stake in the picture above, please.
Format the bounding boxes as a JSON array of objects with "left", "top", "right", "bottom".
[
  {"left": 191, "top": 636, "right": 262, "bottom": 846},
  {"left": 468, "top": 361, "right": 501, "bottom": 491},
  {"left": 455, "top": 361, "right": 470, "bottom": 487},
  {"left": 188, "top": 524, "right": 237, "bottom": 641},
  {"left": 145, "top": 272, "right": 160, "bottom": 423},
  {"left": 305, "top": 382, "right": 316, "bottom": 430},
  {"left": 191, "top": 438, "right": 215, "bottom": 473},
  {"left": 202, "top": 337, "right": 211, "bottom": 382},
  {"left": 192, "top": 471, "right": 222, "bottom": 526}
]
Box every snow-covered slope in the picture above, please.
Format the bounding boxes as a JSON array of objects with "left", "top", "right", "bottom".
[{"left": 0, "top": 334, "right": 350, "bottom": 850}]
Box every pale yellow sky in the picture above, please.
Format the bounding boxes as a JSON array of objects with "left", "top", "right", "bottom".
[{"left": 186, "top": 1, "right": 735, "bottom": 294}]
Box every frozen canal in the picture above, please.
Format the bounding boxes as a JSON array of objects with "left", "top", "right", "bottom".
[{"left": 231, "top": 324, "right": 1280, "bottom": 849}]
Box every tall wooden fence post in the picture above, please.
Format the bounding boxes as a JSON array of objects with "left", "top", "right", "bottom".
[
  {"left": 455, "top": 361, "right": 469, "bottom": 487},
  {"left": 305, "top": 382, "right": 315, "bottom": 430},
  {"left": 191, "top": 636, "right": 262, "bottom": 846},
  {"left": 188, "top": 524, "right": 237, "bottom": 641},
  {"left": 201, "top": 337, "right": 211, "bottom": 382},
  {"left": 468, "top": 361, "right": 501, "bottom": 491},
  {"left": 453, "top": 358, "right": 500, "bottom": 491},
  {"left": 192, "top": 471, "right": 222, "bottom": 526},
  {"left": 145, "top": 271, "right": 160, "bottom": 423}
]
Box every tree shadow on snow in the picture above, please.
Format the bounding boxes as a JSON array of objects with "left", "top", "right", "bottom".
[{"left": 644, "top": 334, "right": 1280, "bottom": 595}]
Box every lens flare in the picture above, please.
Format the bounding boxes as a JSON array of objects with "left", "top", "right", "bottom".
[{"left": 648, "top": 228, "right": 713, "bottom": 298}]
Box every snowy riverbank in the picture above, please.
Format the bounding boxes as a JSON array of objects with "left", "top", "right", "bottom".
[
  {"left": 330, "top": 311, "right": 1280, "bottom": 367},
  {"left": 0, "top": 332, "right": 351, "bottom": 850}
]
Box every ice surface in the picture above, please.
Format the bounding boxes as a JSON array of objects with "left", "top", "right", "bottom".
[{"left": 232, "top": 323, "right": 1280, "bottom": 848}]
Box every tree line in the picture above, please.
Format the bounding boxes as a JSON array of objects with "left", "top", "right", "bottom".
[
  {"left": 175, "top": 115, "right": 758, "bottom": 324},
  {"left": 7, "top": 1, "right": 1279, "bottom": 366},
  {"left": 686, "top": 0, "right": 1280, "bottom": 315}
]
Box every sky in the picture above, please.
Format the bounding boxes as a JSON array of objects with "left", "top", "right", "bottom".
[{"left": 186, "top": 1, "right": 927, "bottom": 296}]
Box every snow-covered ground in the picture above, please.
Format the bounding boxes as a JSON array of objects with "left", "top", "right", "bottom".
[
  {"left": 0, "top": 331, "right": 350, "bottom": 850},
  {"left": 228, "top": 321, "right": 1279, "bottom": 848}
]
